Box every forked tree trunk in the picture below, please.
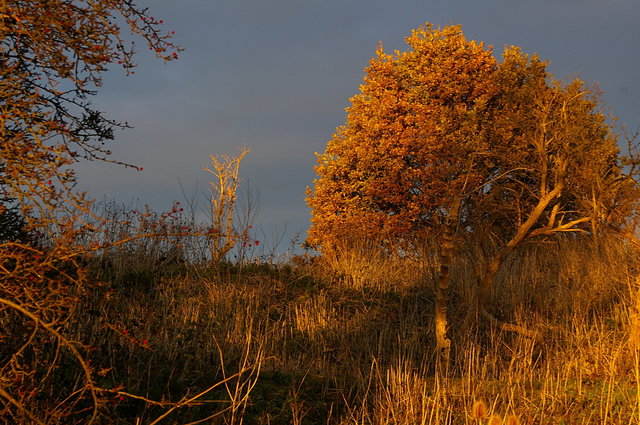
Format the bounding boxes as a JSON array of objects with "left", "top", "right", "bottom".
[
  {"left": 477, "top": 184, "right": 562, "bottom": 302},
  {"left": 465, "top": 184, "right": 566, "bottom": 339}
]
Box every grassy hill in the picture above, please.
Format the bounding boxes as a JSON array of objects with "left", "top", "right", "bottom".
[{"left": 44, "top": 233, "right": 638, "bottom": 424}]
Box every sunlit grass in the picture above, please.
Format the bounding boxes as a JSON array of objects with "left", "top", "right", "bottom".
[{"left": 16, "top": 226, "right": 640, "bottom": 424}]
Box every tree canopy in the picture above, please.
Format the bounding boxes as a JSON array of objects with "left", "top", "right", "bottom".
[
  {"left": 307, "top": 23, "right": 632, "bottom": 251},
  {"left": 1, "top": 0, "right": 180, "bottom": 233}
]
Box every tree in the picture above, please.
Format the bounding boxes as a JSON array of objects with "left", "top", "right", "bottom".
[
  {"left": 1, "top": 1, "right": 180, "bottom": 230},
  {"left": 0, "top": 1, "right": 180, "bottom": 422},
  {"left": 307, "top": 23, "right": 633, "bottom": 365},
  {"left": 204, "top": 147, "right": 251, "bottom": 263},
  {"left": 467, "top": 47, "right": 634, "bottom": 305},
  {"left": 307, "top": 24, "right": 497, "bottom": 249}
]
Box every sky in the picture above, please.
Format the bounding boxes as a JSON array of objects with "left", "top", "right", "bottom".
[{"left": 75, "top": 0, "right": 640, "bottom": 254}]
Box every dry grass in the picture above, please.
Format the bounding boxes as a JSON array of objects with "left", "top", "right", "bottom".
[{"left": 3, "top": 230, "right": 639, "bottom": 424}]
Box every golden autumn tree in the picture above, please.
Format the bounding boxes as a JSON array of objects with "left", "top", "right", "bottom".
[
  {"left": 307, "top": 24, "right": 498, "bottom": 249},
  {"left": 307, "top": 23, "right": 633, "bottom": 364},
  {"left": 307, "top": 24, "right": 500, "bottom": 365},
  {"left": 0, "top": 1, "right": 180, "bottom": 422}
]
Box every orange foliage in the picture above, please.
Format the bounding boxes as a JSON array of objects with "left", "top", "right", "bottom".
[
  {"left": 307, "top": 23, "right": 631, "bottom": 251},
  {"left": 308, "top": 24, "right": 497, "bottom": 248}
]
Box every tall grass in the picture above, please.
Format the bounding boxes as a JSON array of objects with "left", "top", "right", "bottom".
[{"left": 6, "top": 222, "right": 639, "bottom": 423}]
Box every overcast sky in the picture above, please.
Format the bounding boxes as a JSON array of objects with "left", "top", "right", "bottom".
[{"left": 75, "top": 0, "right": 640, "bottom": 253}]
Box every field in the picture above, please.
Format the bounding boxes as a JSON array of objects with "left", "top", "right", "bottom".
[
  {"left": 4, "top": 8, "right": 639, "bottom": 424},
  {"left": 21, "top": 229, "right": 636, "bottom": 424}
]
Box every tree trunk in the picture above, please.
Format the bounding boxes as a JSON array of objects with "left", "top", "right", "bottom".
[
  {"left": 466, "top": 184, "right": 564, "bottom": 332},
  {"left": 435, "top": 196, "right": 462, "bottom": 369}
]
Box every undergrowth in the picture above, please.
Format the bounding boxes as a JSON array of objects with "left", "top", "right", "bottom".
[{"left": 3, "top": 216, "right": 639, "bottom": 424}]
